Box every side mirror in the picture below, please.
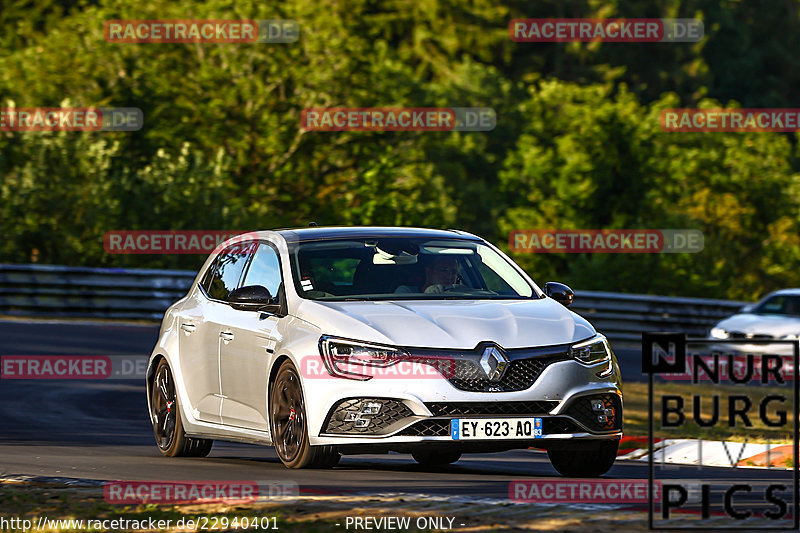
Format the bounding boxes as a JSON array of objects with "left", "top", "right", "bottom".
[
  {"left": 229, "top": 285, "right": 279, "bottom": 313},
  {"left": 544, "top": 281, "right": 574, "bottom": 307}
]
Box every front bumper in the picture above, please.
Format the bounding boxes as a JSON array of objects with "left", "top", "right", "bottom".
[
  {"left": 311, "top": 388, "right": 622, "bottom": 446},
  {"left": 304, "top": 342, "right": 623, "bottom": 447}
]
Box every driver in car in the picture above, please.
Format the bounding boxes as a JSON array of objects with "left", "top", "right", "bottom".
[{"left": 396, "top": 255, "right": 461, "bottom": 294}]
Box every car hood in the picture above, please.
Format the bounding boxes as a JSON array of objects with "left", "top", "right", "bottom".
[
  {"left": 294, "top": 298, "right": 596, "bottom": 349},
  {"left": 715, "top": 313, "right": 800, "bottom": 337}
]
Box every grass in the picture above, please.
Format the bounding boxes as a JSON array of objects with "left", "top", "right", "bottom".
[
  {"left": 0, "top": 483, "right": 561, "bottom": 532},
  {"left": 0, "top": 481, "right": 663, "bottom": 532},
  {"left": 623, "top": 381, "right": 795, "bottom": 443},
  {"left": 0, "top": 483, "right": 407, "bottom": 532}
]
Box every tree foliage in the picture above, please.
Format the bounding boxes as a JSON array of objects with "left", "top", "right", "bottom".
[{"left": 1, "top": 0, "right": 799, "bottom": 299}]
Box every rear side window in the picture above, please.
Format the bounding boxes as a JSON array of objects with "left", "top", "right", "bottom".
[{"left": 206, "top": 242, "right": 257, "bottom": 301}]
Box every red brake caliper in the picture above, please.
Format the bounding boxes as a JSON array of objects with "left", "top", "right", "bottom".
[{"left": 288, "top": 407, "right": 296, "bottom": 421}]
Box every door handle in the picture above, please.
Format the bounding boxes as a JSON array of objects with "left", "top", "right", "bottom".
[
  {"left": 180, "top": 323, "right": 196, "bottom": 333},
  {"left": 219, "top": 331, "right": 234, "bottom": 342}
]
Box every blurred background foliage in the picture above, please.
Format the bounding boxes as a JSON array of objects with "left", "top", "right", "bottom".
[{"left": 1, "top": 0, "right": 799, "bottom": 300}]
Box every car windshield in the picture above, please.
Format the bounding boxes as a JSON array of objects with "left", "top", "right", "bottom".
[
  {"left": 288, "top": 237, "right": 538, "bottom": 301},
  {"left": 752, "top": 295, "right": 800, "bottom": 317}
]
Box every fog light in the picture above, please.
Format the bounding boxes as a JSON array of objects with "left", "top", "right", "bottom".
[
  {"left": 354, "top": 418, "right": 370, "bottom": 428},
  {"left": 597, "top": 414, "right": 608, "bottom": 424},
  {"left": 591, "top": 399, "right": 604, "bottom": 412},
  {"left": 343, "top": 412, "right": 358, "bottom": 422}
]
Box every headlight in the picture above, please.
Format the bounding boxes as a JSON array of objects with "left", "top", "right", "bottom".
[
  {"left": 319, "top": 336, "right": 410, "bottom": 380},
  {"left": 569, "top": 334, "right": 612, "bottom": 366},
  {"left": 710, "top": 327, "right": 729, "bottom": 339}
]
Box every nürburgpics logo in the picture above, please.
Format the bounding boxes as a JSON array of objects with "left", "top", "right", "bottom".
[{"left": 644, "top": 333, "right": 798, "bottom": 529}]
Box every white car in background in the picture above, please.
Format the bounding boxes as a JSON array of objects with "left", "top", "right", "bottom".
[
  {"left": 709, "top": 289, "right": 800, "bottom": 354},
  {"left": 146, "top": 227, "right": 623, "bottom": 476}
]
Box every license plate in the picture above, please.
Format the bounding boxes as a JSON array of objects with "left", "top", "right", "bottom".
[{"left": 450, "top": 418, "right": 543, "bottom": 440}]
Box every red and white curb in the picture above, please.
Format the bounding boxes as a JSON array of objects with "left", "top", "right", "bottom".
[{"left": 617, "top": 436, "right": 792, "bottom": 469}]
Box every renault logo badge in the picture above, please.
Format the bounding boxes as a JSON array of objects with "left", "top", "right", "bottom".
[{"left": 479, "top": 345, "right": 508, "bottom": 382}]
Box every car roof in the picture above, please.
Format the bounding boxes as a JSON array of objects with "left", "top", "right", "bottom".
[
  {"left": 766, "top": 288, "right": 800, "bottom": 297},
  {"left": 273, "top": 226, "right": 483, "bottom": 244}
]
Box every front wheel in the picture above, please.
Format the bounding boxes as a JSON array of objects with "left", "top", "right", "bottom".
[
  {"left": 547, "top": 440, "right": 619, "bottom": 477},
  {"left": 150, "top": 359, "right": 213, "bottom": 457},
  {"left": 270, "top": 360, "right": 340, "bottom": 469}
]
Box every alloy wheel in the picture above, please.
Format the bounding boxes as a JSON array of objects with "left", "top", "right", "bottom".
[{"left": 151, "top": 364, "right": 177, "bottom": 450}]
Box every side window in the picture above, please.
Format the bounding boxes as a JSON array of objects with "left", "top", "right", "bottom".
[
  {"left": 199, "top": 257, "right": 219, "bottom": 293},
  {"left": 206, "top": 242, "right": 256, "bottom": 301},
  {"left": 760, "top": 296, "right": 784, "bottom": 314},
  {"left": 241, "top": 243, "right": 283, "bottom": 298}
]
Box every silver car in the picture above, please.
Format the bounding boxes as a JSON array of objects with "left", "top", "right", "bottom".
[
  {"left": 146, "top": 227, "right": 623, "bottom": 475},
  {"left": 710, "top": 289, "right": 800, "bottom": 355}
]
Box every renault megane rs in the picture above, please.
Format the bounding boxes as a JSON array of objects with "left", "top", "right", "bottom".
[{"left": 146, "top": 226, "right": 622, "bottom": 475}]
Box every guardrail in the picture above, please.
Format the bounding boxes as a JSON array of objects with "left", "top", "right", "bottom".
[
  {"left": 0, "top": 264, "right": 746, "bottom": 341},
  {"left": 0, "top": 264, "right": 196, "bottom": 321},
  {"left": 570, "top": 291, "right": 746, "bottom": 343}
]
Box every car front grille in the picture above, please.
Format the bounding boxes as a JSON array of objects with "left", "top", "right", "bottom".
[
  {"left": 729, "top": 332, "right": 774, "bottom": 340},
  {"left": 544, "top": 417, "right": 583, "bottom": 434},
  {"left": 322, "top": 398, "right": 414, "bottom": 435},
  {"left": 425, "top": 401, "right": 559, "bottom": 417},
  {"left": 563, "top": 393, "right": 622, "bottom": 432},
  {"left": 447, "top": 356, "right": 569, "bottom": 392},
  {"left": 407, "top": 343, "right": 571, "bottom": 393},
  {"left": 396, "top": 419, "right": 451, "bottom": 437}
]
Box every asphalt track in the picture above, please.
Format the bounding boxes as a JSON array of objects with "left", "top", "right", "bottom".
[{"left": 0, "top": 320, "right": 792, "bottom": 515}]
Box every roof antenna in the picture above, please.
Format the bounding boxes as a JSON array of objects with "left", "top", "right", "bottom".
[{"left": 309, "top": 221, "right": 318, "bottom": 227}]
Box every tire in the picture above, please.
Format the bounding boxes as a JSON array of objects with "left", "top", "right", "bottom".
[
  {"left": 412, "top": 449, "right": 462, "bottom": 466},
  {"left": 547, "top": 440, "right": 619, "bottom": 477},
  {"left": 270, "top": 360, "right": 340, "bottom": 469},
  {"left": 150, "top": 359, "right": 213, "bottom": 458}
]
